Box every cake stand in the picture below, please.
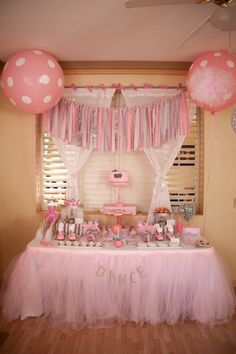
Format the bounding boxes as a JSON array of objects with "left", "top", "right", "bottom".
[{"left": 103, "top": 181, "right": 136, "bottom": 228}]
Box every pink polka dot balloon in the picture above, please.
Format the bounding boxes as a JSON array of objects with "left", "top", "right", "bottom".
[
  {"left": 1, "top": 49, "right": 64, "bottom": 114},
  {"left": 186, "top": 50, "right": 236, "bottom": 113}
]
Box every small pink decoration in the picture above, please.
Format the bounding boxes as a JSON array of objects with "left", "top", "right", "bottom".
[
  {"left": 112, "top": 224, "right": 122, "bottom": 234},
  {"left": 57, "top": 231, "right": 65, "bottom": 241},
  {"left": 114, "top": 239, "right": 123, "bottom": 248},
  {"left": 83, "top": 220, "right": 100, "bottom": 234},
  {"left": 156, "top": 233, "right": 164, "bottom": 241},
  {"left": 64, "top": 199, "right": 81, "bottom": 206},
  {"left": 46, "top": 205, "right": 57, "bottom": 225},
  {"left": 1, "top": 49, "right": 64, "bottom": 114},
  {"left": 175, "top": 221, "right": 183, "bottom": 234},
  {"left": 175, "top": 212, "right": 184, "bottom": 234},
  {"left": 166, "top": 232, "right": 173, "bottom": 240},
  {"left": 68, "top": 233, "right": 76, "bottom": 241},
  {"left": 186, "top": 50, "right": 236, "bottom": 113},
  {"left": 40, "top": 240, "right": 54, "bottom": 247},
  {"left": 137, "top": 221, "right": 156, "bottom": 235},
  {"left": 87, "top": 234, "right": 95, "bottom": 242}
]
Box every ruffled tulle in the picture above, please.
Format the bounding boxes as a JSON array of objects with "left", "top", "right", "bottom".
[{"left": 1, "top": 244, "right": 235, "bottom": 330}]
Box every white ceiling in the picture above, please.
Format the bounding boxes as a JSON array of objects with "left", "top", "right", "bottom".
[{"left": 0, "top": 0, "right": 236, "bottom": 64}]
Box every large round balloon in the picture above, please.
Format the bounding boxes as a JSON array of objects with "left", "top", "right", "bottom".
[
  {"left": 186, "top": 50, "right": 236, "bottom": 113},
  {"left": 1, "top": 49, "right": 64, "bottom": 114}
]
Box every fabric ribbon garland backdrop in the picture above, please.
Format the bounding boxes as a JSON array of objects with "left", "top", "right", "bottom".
[
  {"left": 43, "top": 87, "right": 194, "bottom": 219},
  {"left": 43, "top": 88, "right": 189, "bottom": 152}
]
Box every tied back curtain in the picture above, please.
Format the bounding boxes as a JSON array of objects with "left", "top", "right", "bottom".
[
  {"left": 53, "top": 138, "right": 93, "bottom": 200},
  {"left": 122, "top": 88, "right": 189, "bottom": 223},
  {"left": 52, "top": 88, "right": 115, "bottom": 200},
  {"left": 144, "top": 139, "right": 185, "bottom": 223}
]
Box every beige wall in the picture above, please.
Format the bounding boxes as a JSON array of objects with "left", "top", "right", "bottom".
[
  {"left": 0, "top": 90, "right": 39, "bottom": 275},
  {"left": 0, "top": 71, "right": 236, "bottom": 284},
  {"left": 201, "top": 110, "right": 236, "bottom": 283}
]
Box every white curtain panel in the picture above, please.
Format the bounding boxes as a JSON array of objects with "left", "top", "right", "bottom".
[
  {"left": 144, "top": 138, "right": 185, "bottom": 223},
  {"left": 121, "top": 87, "right": 183, "bottom": 105},
  {"left": 122, "top": 88, "right": 189, "bottom": 223},
  {"left": 53, "top": 138, "right": 93, "bottom": 200},
  {"left": 54, "top": 88, "right": 115, "bottom": 200},
  {"left": 63, "top": 87, "right": 116, "bottom": 107}
]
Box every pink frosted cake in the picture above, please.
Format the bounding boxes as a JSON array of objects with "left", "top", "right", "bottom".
[{"left": 109, "top": 170, "right": 129, "bottom": 184}]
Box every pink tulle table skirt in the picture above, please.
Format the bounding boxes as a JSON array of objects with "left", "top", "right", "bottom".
[{"left": 1, "top": 240, "right": 235, "bottom": 329}]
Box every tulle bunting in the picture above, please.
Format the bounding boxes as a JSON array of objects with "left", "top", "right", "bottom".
[
  {"left": 43, "top": 92, "right": 189, "bottom": 152},
  {"left": 1, "top": 244, "right": 235, "bottom": 330}
]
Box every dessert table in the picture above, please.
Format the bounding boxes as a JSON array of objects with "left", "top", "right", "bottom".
[{"left": 1, "top": 240, "right": 235, "bottom": 329}]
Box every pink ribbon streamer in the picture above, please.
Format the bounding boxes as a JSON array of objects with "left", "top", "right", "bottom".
[
  {"left": 109, "top": 109, "right": 113, "bottom": 151},
  {"left": 97, "top": 107, "right": 103, "bottom": 151},
  {"left": 127, "top": 110, "right": 132, "bottom": 152},
  {"left": 180, "top": 93, "right": 189, "bottom": 135},
  {"left": 61, "top": 101, "right": 67, "bottom": 142},
  {"left": 82, "top": 106, "right": 87, "bottom": 147}
]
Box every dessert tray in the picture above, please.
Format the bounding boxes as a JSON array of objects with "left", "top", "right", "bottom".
[
  {"left": 56, "top": 240, "right": 104, "bottom": 249},
  {"left": 136, "top": 241, "right": 182, "bottom": 250},
  {"left": 36, "top": 238, "right": 211, "bottom": 251},
  {"left": 194, "top": 239, "right": 211, "bottom": 248}
]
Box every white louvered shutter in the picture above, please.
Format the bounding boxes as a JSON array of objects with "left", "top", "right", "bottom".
[{"left": 42, "top": 134, "right": 67, "bottom": 209}]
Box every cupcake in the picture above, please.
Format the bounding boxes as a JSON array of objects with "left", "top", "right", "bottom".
[
  {"left": 137, "top": 242, "right": 147, "bottom": 247},
  {"left": 95, "top": 242, "right": 102, "bottom": 247}
]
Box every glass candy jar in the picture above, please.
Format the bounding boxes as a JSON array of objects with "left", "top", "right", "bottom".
[{"left": 174, "top": 211, "right": 184, "bottom": 234}]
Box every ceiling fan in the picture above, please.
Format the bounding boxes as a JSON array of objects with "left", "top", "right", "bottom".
[
  {"left": 125, "top": 0, "right": 236, "bottom": 47},
  {"left": 125, "top": 0, "right": 235, "bottom": 9}
]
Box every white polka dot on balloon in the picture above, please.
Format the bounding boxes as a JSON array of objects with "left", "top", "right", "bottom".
[
  {"left": 9, "top": 98, "right": 16, "bottom": 106},
  {"left": 16, "top": 58, "right": 26, "bottom": 67},
  {"left": 33, "top": 50, "right": 42, "bottom": 55},
  {"left": 38, "top": 74, "right": 50, "bottom": 84},
  {"left": 22, "top": 96, "right": 32, "bottom": 104},
  {"left": 200, "top": 60, "right": 208, "bottom": 68},
  {"left": 214, "top": 52, "right": 222, "bottom": 57},
  {"left": 227, "top": 60, "right": 235, "bottom": 68},
  {"left": 7, "top": 77, "right": 14, "bottom": 87},
  {"left": 43, "top": 95, "right": 52, "bottom": 103},
  {"left": 224, "top": 93, "right": 232, "bottom": 100},
  {"left": 57, "top": 78, "right": 63, "bottom": 87},
  {"left": 48, "top": 60, "right": 55, "bottom": 68}
]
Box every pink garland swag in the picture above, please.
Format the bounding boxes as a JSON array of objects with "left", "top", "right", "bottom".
[{"left": 43, "top": 92, "right": 189, "bottom": 152}]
